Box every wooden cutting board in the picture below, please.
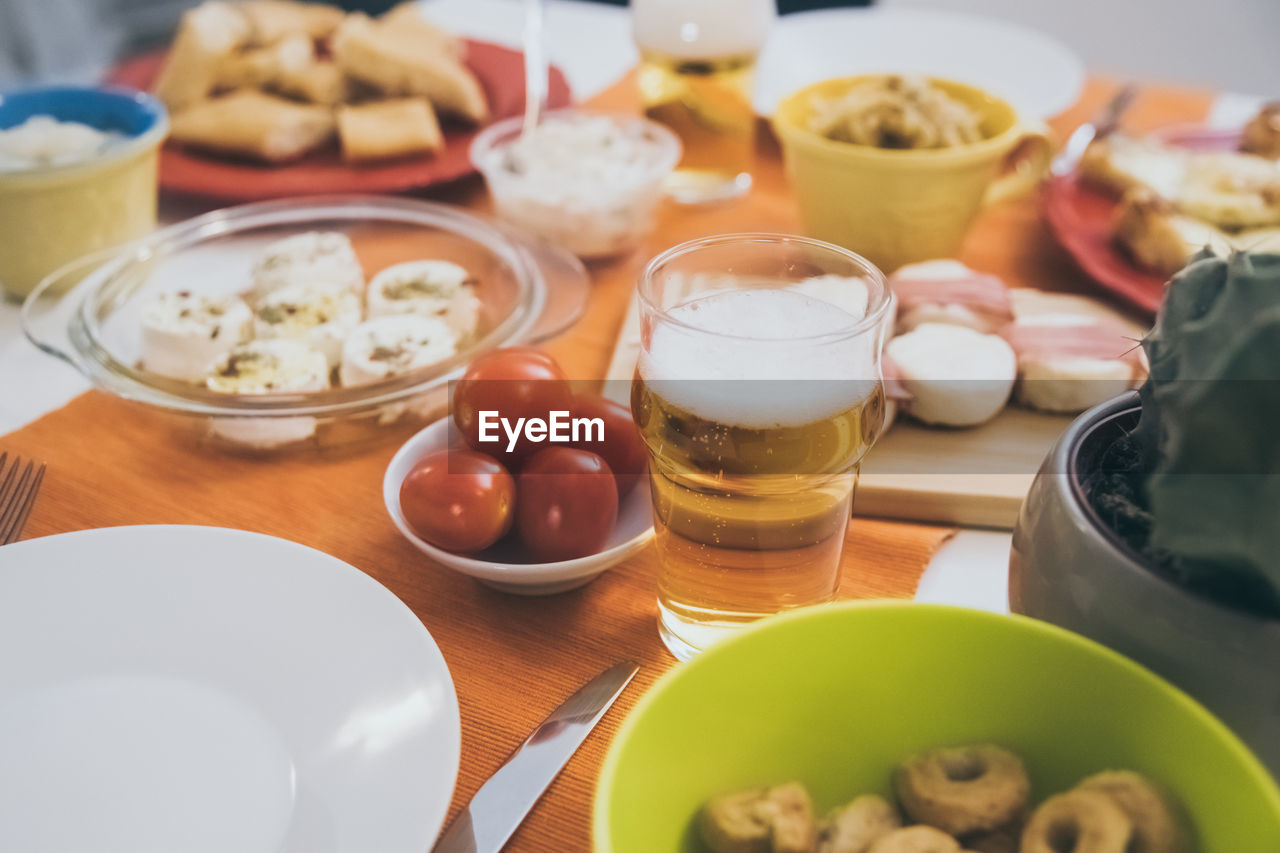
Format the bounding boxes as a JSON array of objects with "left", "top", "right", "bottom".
[{"left": 606, "top": 288, "right": 1147, "bottom": 529}]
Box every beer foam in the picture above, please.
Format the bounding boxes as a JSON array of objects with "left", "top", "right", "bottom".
[
  {"left": 633, "top": 0, "right": 773, "bottom": 60},
  {"left": 638, "top": 288, "right": 879, "bottom": 428}
]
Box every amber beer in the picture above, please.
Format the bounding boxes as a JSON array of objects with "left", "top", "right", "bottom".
[
  {"left": 631, "top": 0, "right": 774, "bottom": 202},
  {"left": 631, "top": 251, "right": 889, "bottom": 660},
  {"left": 637, "top": 51, "right": 757, "bottom": 201}
]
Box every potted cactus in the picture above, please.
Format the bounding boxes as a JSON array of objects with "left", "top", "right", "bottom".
[{"left": 1010, "top": 251, "right": 1280, "bottom": 774}]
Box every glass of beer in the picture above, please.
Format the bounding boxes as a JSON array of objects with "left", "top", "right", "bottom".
[
  {"left": 631, "top": 0, "right": 775, "bottom": 203},
  {"left": 631, "top": 234, "right": 891, "bottom": 660}
]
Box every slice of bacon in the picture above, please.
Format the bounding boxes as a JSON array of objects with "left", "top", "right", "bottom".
[
  {"left": 998, "top": 317, "right": 1145, "bottom": 366},
  {"left": 890, "top": 267, "right": 1015, "bottom": 329}
]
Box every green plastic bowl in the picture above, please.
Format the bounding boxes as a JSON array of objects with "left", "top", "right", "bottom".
[{"left": 594, "top": 602, "right": 1280, "bottom": 852}]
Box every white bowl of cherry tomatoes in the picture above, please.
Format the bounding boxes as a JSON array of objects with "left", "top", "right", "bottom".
[{"left": 383, "top": 348, "right": 654, "bottom": 595}]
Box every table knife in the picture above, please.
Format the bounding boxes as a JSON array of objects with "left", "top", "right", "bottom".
[{"left": 432, "top": 660, "right": 640, "bottom": 853}]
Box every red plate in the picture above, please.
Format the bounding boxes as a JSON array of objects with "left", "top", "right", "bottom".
[
  {"left": 1043, "top": 126, "right": 1243, "bottom": 315},
  {"left": 106, "top": 41, "right": 572, "bottom": 201}
]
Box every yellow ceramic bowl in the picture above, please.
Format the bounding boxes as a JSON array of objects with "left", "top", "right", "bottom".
[
  {"left": 773, "top": 75, "right": 1050, "bottom": 272},
  {"left": 0, "top": 86, "right": 167, "bottom": 299}
]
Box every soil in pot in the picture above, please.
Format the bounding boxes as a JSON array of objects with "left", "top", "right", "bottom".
[{"left": 1076, "top": 408, "right": 1280, "bottom": 620}]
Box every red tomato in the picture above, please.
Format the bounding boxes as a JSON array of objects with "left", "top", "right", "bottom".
[
  {"left": 400, "top": 449, "right": 516, "bottom": 554},
  {"left": 569, "top": 394, "right": 649, "bottom": 499},
  {"left": 452, "top": 348, "right": 574, "bottom": 466},
  {"left": 516, "top": 447, "right": 619, "bottom": 562}
]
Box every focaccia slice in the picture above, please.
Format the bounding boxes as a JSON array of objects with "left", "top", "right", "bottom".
[
  {"left": 169, "top": 91, "right": 335, "bottom": 163},
  {"left": 1078, "top": 133, "right": 1188, "bottom": 200},
  {"left": 1241, "top": 102, "right": 1280, "bottom": 159},
  {"left": 1176, "top": 152, "right": 1280, "bottom": 229},
  {"left": 214, "top": 32, "right": 314, "bottom": 92},
  {"left": 337, "top": 98, "right": 443, "bottom": 163},
  {"left": 274, "top": 61, "right": 354, "bottom": 105},
  {"left": 237, "top": 0, "right": 345, "bottom": 43},
  {"left": 1114, "top": 188, "right": 1231, "bottom": 276},
  {"left": 379, "top": 2, "right": 465, "bottom": 59},
  {"left": 332, "top": 13, "right": 488, "bottom": 123},
  {"left": 153, "top": 1, "right": 251, "bottom": 112}
]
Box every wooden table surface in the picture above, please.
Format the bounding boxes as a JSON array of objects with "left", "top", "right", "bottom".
[{"left": 0, "top": 72, "right": 1214, "bottom": 851}]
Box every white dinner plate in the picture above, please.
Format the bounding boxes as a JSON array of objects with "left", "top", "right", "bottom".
[
  {"left": 754, "top": 7, "right": 1085, "bottom": 119},
  {"left": 0, "top": 525, "right": 460, "bottom": 853}
]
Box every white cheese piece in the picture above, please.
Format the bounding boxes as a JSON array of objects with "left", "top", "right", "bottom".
[
  {"left": 253, "top": 281, "right": 363, "bottom": 368},
  {"left": 338, "top": 314, "right": 459, "bottom": 387},
  {"left": 205, "top": 339, "right": 330, "bottom": 394},
  {"left": 139, "top": 290, "right": 253, "bottom": 382},
  {"left": 1018, "top": 356, "right": 1136, "bottom": 413},
  {"left": 205, "top": 339, "right": 331, "bottom": 448},
  {"left": 886, "top": 323, "right": 1016, "bottom": 427},
  {"left": 365, "top": 259, "right": 480, "bottom": 338},
  {"left": 1004, "top": 313, "right": 1142, "bottom": 414},
  {"left": 250, "top": 231, "right": 364, "bottom": 300}
]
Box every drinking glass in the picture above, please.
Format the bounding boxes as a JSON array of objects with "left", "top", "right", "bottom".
[
  {"left": 631, "top": 234, "right": 891, "bottom": 659},
  {"left": 631, "top": 0, "right": 775, "bottom": 203}
]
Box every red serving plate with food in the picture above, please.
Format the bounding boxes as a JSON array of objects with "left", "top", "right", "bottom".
[
  {"left": 106, "top": 40, "right": 571, "bottom": 201},
  {"left": 1043, "top": 126, "right": 1242, "bottom": 315}
]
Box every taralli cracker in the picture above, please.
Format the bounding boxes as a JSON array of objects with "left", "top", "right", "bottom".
[{"left": 337, "top": 98, "right": 444, "bottom": 163}]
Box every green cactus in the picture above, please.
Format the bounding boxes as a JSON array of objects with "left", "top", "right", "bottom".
[{"left": 1131, "top": 250, "right": 1280, "bottom": 614}]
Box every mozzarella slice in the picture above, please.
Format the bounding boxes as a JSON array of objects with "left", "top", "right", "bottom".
[
  {"left": 889, "top": 259, "right": 1014, "bottom": 335},
  {"left": 139, "top": 290, "right": 253, "bottom": 382},
  {"left": 205, "top": 339, "right": 330, "bottom": 395},
  {"left": 250, "top": 231, "right": 365, "bottom": 300},
  {"left": 205, "top": 339, "right": 331, "bottom": 448},
  {"left": 886, "top": 323, "right": 1016, "bottom": 426},
  {"left": 253, "top": 281, "right": 363, "bottom": 368},
  {"left": 365, "top": 260, "right": 480, "bottom": 338},
  {"left": 338, "top": 315, "right": 459, "bottom": 387},
  {"left": 1001, "top": 313, "right": 1143, "bottom": 414}
]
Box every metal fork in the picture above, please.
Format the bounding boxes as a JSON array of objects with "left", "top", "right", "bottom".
[
  {"left": 1051, "top": 83, "right": 1139, "bottom": 176},
  {"left": 0, "top": 452, "right": 46, "bottom": 545}
]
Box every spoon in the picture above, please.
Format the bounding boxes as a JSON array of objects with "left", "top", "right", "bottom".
[{"left": 521, "top": 0, "right": 549, "bottom": 135}]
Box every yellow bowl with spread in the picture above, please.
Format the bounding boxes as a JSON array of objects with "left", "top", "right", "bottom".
[
  {"left": 0, "top": 86, "right": 167, "bottom": 299},
  {"left": 772, "top": 75, "right": 1050, "bottom": 272}
]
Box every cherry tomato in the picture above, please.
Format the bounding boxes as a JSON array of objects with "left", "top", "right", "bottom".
[
  {"left": 516, "top": 447, "right": 618, "bottom": 562},
  {"left": 570, "top": 394, "right": 648, "bottom": 499},
  {"left": 400, "top": 449, "right": 516, "bottom": 553},
  {"left": 452, "top": 348, "right": 574, "bottom": 466}
]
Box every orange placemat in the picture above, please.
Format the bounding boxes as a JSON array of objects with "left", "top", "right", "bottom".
[
  {"left": 0, "top": 74, "right": 1212, "bottom": 850},
  {"left": 2, "top": 390, "right": 949, "bottom": 851}
]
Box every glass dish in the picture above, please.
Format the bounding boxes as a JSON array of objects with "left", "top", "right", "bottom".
[
  {"left": 22, "top": 195, "right": 588, "bottom": 456},
  {"left": 470, "top": 110, "right": 681, "bottom": 260}
]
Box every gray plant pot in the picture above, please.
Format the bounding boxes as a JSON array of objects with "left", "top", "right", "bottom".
[{"left": 1010, "top": 392, "right": 1280, "bottom": 777}]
